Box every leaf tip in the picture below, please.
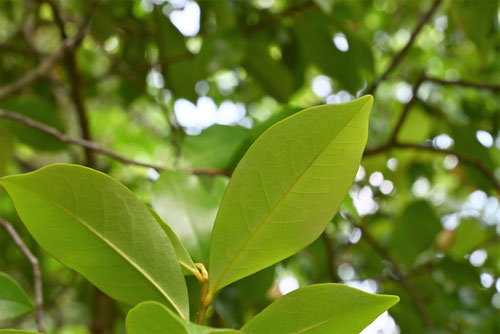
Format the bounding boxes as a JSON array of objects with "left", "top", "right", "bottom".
[
  {"left": 359, "top": 94, "right": 374, "bottom": 108},
  {"left": 383, "top": 294, "right": 400, "bottom": 309}
]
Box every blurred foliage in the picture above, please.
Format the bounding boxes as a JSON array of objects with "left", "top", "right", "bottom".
[{"left": 0, "top": 0, "right": 499, "bottom": 333}]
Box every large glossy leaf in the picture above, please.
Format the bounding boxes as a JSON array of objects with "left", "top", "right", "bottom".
[
  {"left": 209, "top": 96, "right": 373, "bottom": 291},
  {"left": 0, "top": 272, "right": 34, "bottom": 321},
  {"left": 241, "top": 284, "right": 399, "bottom": 334},
  {"left": 0, "top": 164, "right": 189, "bottom": 319},
  {"left": 152, "top": 171, "right": 227, "bottom": 263},
  {"left": 126, "top": 301, "right": 241, "bottom": 334}
]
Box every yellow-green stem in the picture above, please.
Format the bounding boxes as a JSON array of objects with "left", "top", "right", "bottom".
[{"left": 195, "top": 263, "right": 212, "bottom": 325}]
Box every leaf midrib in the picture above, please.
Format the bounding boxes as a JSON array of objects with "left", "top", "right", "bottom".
[
  {"left": 211, "top": 99, "right": 370, "bottom": 291},
  {"left": 11, "top": 184, "right": 185, "bottom": 319}
]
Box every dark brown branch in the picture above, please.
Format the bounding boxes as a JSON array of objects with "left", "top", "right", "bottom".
[
  {"left": 364, "top": 142, "right": 500, "bottom": 192},
  {"left": 0, "top": 218, "right": 45, "bottom": 333},
  {"left": 45, "top": 0, "right": 97, "bottom": 167},
  {"left": 0, "top": 109, "right": 229, "bottom": 177},
  {"left": 367, "top": 0, "right": 442, "bottom": 94},
  {"left": 424, "top": 76, "right": 500, "bottom": 92},
  {"left": 0, "top": 0, "right": 97, "bottom": 102},
  {"left": 341, "top": 212, "right": 434, "bottom": 329}
]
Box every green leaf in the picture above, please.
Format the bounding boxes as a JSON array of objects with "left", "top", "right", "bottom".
[
  {"left": 390, "top": 200, "right": 441, "bottom": 267},
  {"left": 186, "top": 323, "right": 241, "bottom": 334},
  {"left": 0, "top": 272, "right": 34, "bottom": 321},
  {"left": 243, "top": 37, "right": 293, "bottom": 103},
  {"left": 199, "top": 30, "right": 245, "bottom": 72},
  {"left": 147, "top": 206, "right": 198, "bottom": 275},
  {"left": 154, "top": 7, "right": 205, "bottom": 101},
  {"left": 241, "top": 284, "right": 399, "bottom": 334},
  {"left": 228, "top": 107, "right": 302, "bottom": 170},
  {"left": 447, "top": 218, "right": 488, "bottom": 260},
  {"left": 395, "top": 107, "right": 431, "bottom": 143},
  {"left": 126, "top": 301, "right": 241, "bottom": 334},
  {"left": 0, "top": 164, "right": 189, "bottom": 319},
  {"left": 180, "top": 125, "right": 249, "bottom": 171},
  {"left": 126, "top": 301, "right": 187, "bottom": 334},
  {"left": 152, "top": 171, "right": 227, "bottom": 263},
  {"left": 209, "top": 95, "right": 373, "bottom": 291},
  {"left": 294, "top": 9, "right": 367, "bottom": 92},
  {"left": 452, "top": 126, "right": 495, "bottom": 191},
  {"left": 452, "top": 0, "right": 498, "bottom": 51},
  {"left": 0, "top": 331, "right": 41, "bottom": 334}
]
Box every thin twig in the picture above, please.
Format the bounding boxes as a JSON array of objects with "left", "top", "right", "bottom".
[
  {"left": 388, "top": 72, "right": 426, "bottom": 143},
  {"left": 367, "top": 0, "right": 443, "bottom": 94},
  {"left": 0, "top": 0, "right": 97, "bottom": 101},
  {"left": 341, "top": 212, "right": 434, "bottom": 329},
  {"left": 45, "top": 0, "right": 97, "bottom": 167},
  {"left": 0, "top": 218, "right": 45, "bottom": 333},
  {"left": 424, "top": 76, "right": 500, "bottom": 92},
  {"left": 363, "top": 141, "right": 500, "bottom": 192},
  {"left": 0, "top": 109, "right": 230, "bottom": 177}
]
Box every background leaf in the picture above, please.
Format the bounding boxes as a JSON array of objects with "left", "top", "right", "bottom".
[
  {"left": 447, "top": 218, "right": 488, "bottom": 260},
  {"left": 180, "top": 125, "right": 249, "bottom": 171},
  {"left": 152, "top": 171, "right": 227, "bottom": 263},
  {"left": 390, "top": 200, "right": 441, "bottom": 267},
  {"left": 148, "top": 207, "right": 197, "bottom": 275},
  {"left": 0, "top": 272, "right": 34, "bottom": 321}
]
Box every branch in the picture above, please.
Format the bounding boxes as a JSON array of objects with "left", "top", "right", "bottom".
[
  {"left": 364, "top": 142, "right": 500, "bottom": 192},
  {"left": 341, "top": 212, "right": 434, "bottom": 329},
  {"left": 0, "top": 0, "right": 97, "bottom": 101},
  {"left": 0, "top": 218, "right": 45, "bottom": 333},
  {"left": 424, "top": 75, "right": 500, "bottom": 92},
  {"left": 367, "top": 0, "right": 442, "bottom": 94},
  {"left": 245, "top": 0, "right": 316, "bottom": 34},
  {"left": 0, "top": 109, "right": 230, "bottom": 177},
  {"left": 45, "top": 0, "right": 98, "bottom": 167},
  {"left": 388, "top": 72, "right": 426, "bottom": 143}
]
